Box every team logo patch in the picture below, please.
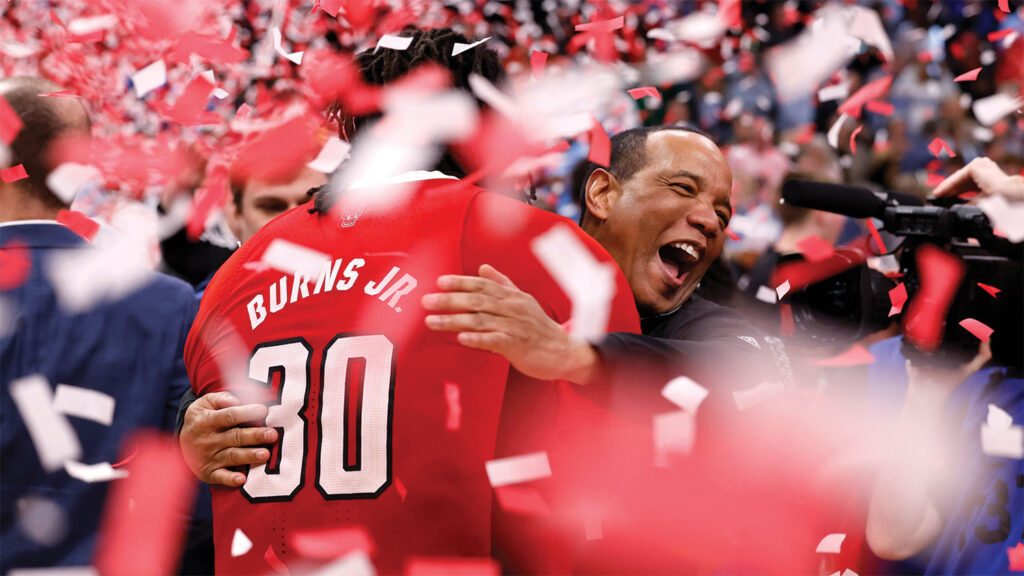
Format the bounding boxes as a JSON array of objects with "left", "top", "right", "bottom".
[{"left": 340, "top": 204, "right": 364, "bottom": 228}]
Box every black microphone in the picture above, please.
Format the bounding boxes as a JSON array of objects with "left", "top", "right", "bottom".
[{"left": 781, "top": 179, "right": 885, "bottom": 218}]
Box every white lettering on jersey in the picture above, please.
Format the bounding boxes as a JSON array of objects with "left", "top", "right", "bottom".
[
  {"left": 247, "top": 294, "right": 267, "bottom": 330},
  {"left": 364, "top": 266, "right": 399, "bottom": 296},
  {"left": 338, "top": 258, "right": 364, "bottom": 291}
]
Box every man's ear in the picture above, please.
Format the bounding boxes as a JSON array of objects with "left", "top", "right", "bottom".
[
  {"left": 223, "top": 194, "right": 243, "bottom": 243},
  {"left": 584, "top": 169, "right": 620, "bottom": 222}
]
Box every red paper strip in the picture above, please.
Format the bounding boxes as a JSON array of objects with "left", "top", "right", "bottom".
[
  {"left": 727, "top": 228, "right": 740, "bottom": 242},
  {"left": 57, "top": 210, "right": 100, "bottom": 241},
  {"left": 718, "top": 0, "right": 743, "bottom": 29},
  {"left": 903, "top": 244, "right": 965, "bottom": 352},
  {"left": 165, "top": 76, "right": 215, "bottom": 125},
  {"left": 796, "top": 235, "right": 835, "bottom": 263},
  {"left": 926, "top": 173, "right": 946, "bottom": 187},
  {"left": 574, "top": 16, "right": 625, "bottom": 33},
  {"left": 395, "top": 476, "right": 408, "bottom": 501},
  {"left": 988, "top": 29, "right": 1016, "bottom": 42},
  {"left": 865, "top": 100, "right": 894, "bottom": 116},
  {"left": 1007, "top": 542, "right": 1024, "bottom": 571},
  {"left": 494, "top": 485, "right": 552, "bottom": 516},
  {"left": 977, "top": 282, "right": 1001, "bottom": 297},
  {"left": 168, "top": 32, "right": 249, "bottom": 65},
  {"left": 0, "top": 95, "right": 23, "bottom": 144},
  {"left": 888, "top": 282, "right": 908, "bottom": 316},
  {"left": 928, "top": 137, "right": 957, "bottom": 158},
  {"left": 998, "top": 0, "right": 1010, "bottom": 13},
  {"left": 0, "top": 240, "right": 32, "bottom": 290},
  {"left": 289, "top": 526, "right": 375, "bottom": 560},
  {"left": 866, "top": 219, "right": 887, "bottom": 254},
  {"left": 954, "top": 67, "right": 982, "bottom": 82},
  {"left": 959, "top": 318, "right": 994, "bottom": 342},
  {"left": 814, "top": 344, "right": 875, "bottom": 367},
  {"left": 530, "top": 51, "right": 548, "bottom": 79},
  {"left": 627, "top": 86, "right": 661, "bottom": 100},
  {"left": 838, "top": 76, "right": 892, "bottom": 119},
  {"left": 1, "top": 164, "right": 28, "bottom": 183},
  {"left": 264, "top": 545, "right": 290, "bottom": 576},
  {"left": 95, "top": 433, "right": 195, "bottom": 576},
  {"left": 849, "top": 125, "right": 863, "bottom": 154},
  {"left": 406, "top": 558, "right": 500, "bottom": 576},
  {"left": 587, "top": 117, "right": 611, "bottom": 168},
  {"left": 187, "top": 165, "right": 228, "bottom": 241}
]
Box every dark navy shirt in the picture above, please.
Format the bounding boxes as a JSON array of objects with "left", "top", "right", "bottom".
[{"left": 0, "top": 221, "right": 197, "bottom": 569}]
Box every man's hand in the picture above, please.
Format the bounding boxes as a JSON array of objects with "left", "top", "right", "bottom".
[
  {"left": 422, "top": 264, "right": 601, "bottom": 384},
  {"left": 932, "top": 157, "right": 1024, "bottom": 202},
  {"left": 179, "top": 391, "right": 278, "bottom": 487}
]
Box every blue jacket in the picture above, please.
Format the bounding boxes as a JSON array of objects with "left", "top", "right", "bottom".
[{"left": 0, "top": 222, "right": 197, "bottom": 569}]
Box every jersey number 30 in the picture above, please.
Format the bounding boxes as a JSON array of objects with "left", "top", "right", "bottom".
[{"left": 242, "top": 335, "right": 395, "bottom": 502}]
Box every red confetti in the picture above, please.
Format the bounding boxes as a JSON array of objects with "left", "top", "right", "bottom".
[
  {"left": 164, "top": 76, "right": 216, "bottom": 126},
  {"left": 627, "top": 87, "right": 661, "bottom": 101},
  {"left": 1, "top": 164, "right": 28, "bottom": 183},
  {"left": 903, "top": 244, "right": 965, "bottom": 352},
  {"left": 958, "top": 318, "right": 994, "bottom": 343},
  {"left": 187, "top": 164, "right": 228, "bottom": 241},
  {"left": 0, "top": 95, "right": 24, "bottom": 145},
  {"left": 814, "top": 344, "right": 875, "bottom": 367},
  {"left": 977, "top": 282, "right": 1002, "bottom": 297},
  {"left": 289, "top": 526, "right": 374, "bottom": 560},
  {"left": 406, "top": 558, "right": 500, "bottom": 576},
  {"left": 231, "top": 116, "right": 320, "bottom": 184},
  {"left": 57, "top": 210, "right": 100, "bottom": 242},
  {"left": 795, "top": 235, "right": 835, "bottom": 263},
  {"left": 718, "top": 0, "right": 743, "bottom": 29},
  {"left": 954, "top": 67, "right": 983, "bottom": 82},
  {"left": 494, "top": 485, "right": 552, "bottom": 517},
  {"left": 167, "top": 32, "right": 249, "bottom": 65},
  {"left": 999, "top": 0, "right": 1010, "bottom": 13},
  {"left": 849, "top": 124, "right": 863, "bottom": 154},
  {"left": 888, "top": 282, "right": 908, "bottom": 316},
  {"left": 928, "top": 138, "right": 957, "bottom": 158},
  {"left": 865, "top": 101, "right": 894, "bottom": 116},
  {"left": 866, "top": 219, "right": 887, "bottom": 255},
  {"left": 587, "top": 117, "right": 611, "bottom": 168},
  {"left": 530, "top": 51, "right": 548, "bottom": 79},
  {"left": 574, "top": 15, "right": 625, "bottom": 33},
  {"left": 838, "top": 76, "right": 892, "bottom": 119},
  {"left": 263, "top": 545, "right": 290, "bottom": 576},
  {"left": 1008, "top": 542, "right": 1024, "bottom": 572},
  {"left": 726, "top": 228, "right": 741, "bottom": 242},
  {"left": 0, "top": 240, "right": 32, "bottom": 290},
  {"left": 926, "top": 173, "right": 946, "bottom": 187},
  {"left": 988, "top": 29, "right": 1016, "bottom": 42},
  {"left": 95, "top": 433, "right": 195, "bottom": 576},
  {"left": 395, "top": 476, "right": 408, "bottom": 502}
]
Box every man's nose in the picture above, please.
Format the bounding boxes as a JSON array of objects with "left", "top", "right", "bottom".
[{"left": 688, "top": 203, "right": 719, "bottom": 237}]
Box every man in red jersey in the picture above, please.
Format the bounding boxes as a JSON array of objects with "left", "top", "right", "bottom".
[{"left": 183, "top": 28, "right": 639, "bottom": 574}]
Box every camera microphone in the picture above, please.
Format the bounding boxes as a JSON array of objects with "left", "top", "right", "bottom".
[{"left": 780, "top": 180, "right": 886, "bottom": 218}]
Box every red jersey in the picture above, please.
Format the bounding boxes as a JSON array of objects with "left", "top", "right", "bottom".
[{"left": 184, "top": 177, "right": 640, "bottom": 574}]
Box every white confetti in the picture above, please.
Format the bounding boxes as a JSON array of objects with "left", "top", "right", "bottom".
[
  {"left": 755, "top": 285, "right": 778, "bottom": 304},
  {"left": 231, "top": 528, "right": 253, "bottom": 557},
  {"left": 307, "top": 137, "right": 351, "bottom": 174},
  {"left": 661, "top": 376, "right": 708, "bottom": 414},
  {"left": 653, "top": 410, "right": 696, "bottom": 466},
  {"left": 47, "top": 239, "right": 153, "bottom": 314},
  {"left": 375, "top": 34, "right": 414, "bottom": 52},
  {"left": 486, "top": 452, "right": 552, "bottom": 487},
  {"left": 67, "top": 14, "right": 118, "bottom": 36},
  {"left": 981, "top": 405, "right": 1023, "bottom": 459},
  {"left": 10, "top": 375, "right": 81, "bottom": 472},
  {"left": 817, "top": 82, "right": 850, "bottom": 103},
  {"left": 988, "top": 404, "right": 1014, "bottom": 429},
  {"left": 261, "top": 239, "right": 332, "bottom": 280},
  {"left": 816, "top": 533, "right": 846, "bottom": 554},
  {"left": 827, "top": 113, "right": 850, "bottom": 150},
  {"left": 212, "top": 88, "right": 230, "bottom": 100},
  {"left": 584, "top": 508, "right": 603, "bottom": 541},
  {"left": 312, "top": 551, "right": 376, "bottom": 576},
  {"left": 732, "top": 380, "right": 785, "bottom": 411},
  {"left": 53, "top": 384, "right": 115, "bottom": 426},
  {"left": 46, "top": 163, "right": 101, "bottom": 205},
  {"left": 646, "top": 28, "right": 676, "bottom": 42},
  {"left": 467, "top": 73, "right": 521, "bottom": 121},
  {"left": 270, "top": 27, "right": 304, "bottom": 65},
  {"left": 972, "top": 93, "right": 1024, "bottom": 126},
  {"left": 776, "top": 280, "right": 791, "bottom": 300},
  {"left": 63, "top": 461, "right": 128, "bottom": 483},
  {"left": 977, "top": 194, "right": 1024, "bottom": 243},
  {"left": 452, "top": 36, "right": 491, "bottom": 57},
  {"left": 531, "top": 225, "right": 616, "bottom": 341},
  {"left": 131, "top": 60, "right": 167, "bottom": 98}
]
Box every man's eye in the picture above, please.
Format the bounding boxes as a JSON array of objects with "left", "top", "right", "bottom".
[
  {"left": 255, "top": 202, "right": 287, "bottom": 213},
  {"left": 670, "top": 183, "right": 695, "bottom": 195}
]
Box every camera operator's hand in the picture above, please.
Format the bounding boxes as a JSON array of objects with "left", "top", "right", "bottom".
[
  {"left": 422, "top": 264, "right": 601, "bottom": 385},
  {"left": 932, "top": 157, "right": 1024, "bottom": 202}
]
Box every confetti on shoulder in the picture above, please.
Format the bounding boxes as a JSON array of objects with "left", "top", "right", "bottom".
[
  {"left": 452, "top": 37, "right": 491, "bottom": 57},
  {"left": 376, "top": 34, "right": 414, "bottom": 52},
  {"left": 261, "top": 239, "right": 332, "bottom": 280},
  {"left": 486, "top": 452, "right": 551, "bottom": 487}
]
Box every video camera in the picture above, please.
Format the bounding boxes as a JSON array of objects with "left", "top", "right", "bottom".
[{"left": 779, "top": 179, "right": 1023, "bottom": 368}]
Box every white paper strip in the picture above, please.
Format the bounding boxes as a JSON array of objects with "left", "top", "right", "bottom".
[
  {"left": 977, "top": 194, "right": 1024, "bottom": 243},
  {"left": 53, "top": 384, "right": 115, "bottom": 426},
  {"left": 452, "top": 36, "right": 491, "bottom": 57},
  {"left": 231, "top": 528, "right": 253, "bottom": 557},
  {"left": 661, "top": 376, "right": 708, "bottom": 414},
  {"left": 261, "top": 239, "right": 332, "bottom": 280},
  {"left": 816, "top": 533, "right": 846, "bottom": 554},
  {"left": 270, "top": 27, "right": 304, "bottom": 65},
  {"left": 64, "top": 461, "right": 128, "bottom": 483},
  {"left": 755, "top": 285, "right": 777, "bottom": 304},
  {"left": 375, "top": 34, "right": 414, "bottom": 52},
  {"left": 733, "top": 380, "right": 785, "bottom": 411},
  {"left": 827, "top": 113, "right": 849, "bottom": 150},
  {"left": 307, "top": 137, "right": 351, "bottom": 174},
  {"left": 131, "top": 60, "right": 167, "bottom": 98},
  {"left": 981, "top": 424, "right": 1024, "bottom": 459},
  {"left": 11, "top": 375, "right": 81, "bottom": 472},
  {"left": 486, "top": 452, "right": 552, "bottom": 487},
  {"left": 47, "top": 163, "right": 101, "bottom": 205},
  {"left": 653, "top": 410, "right": 696, "bottom": 466},
  {"left": 817, "top": 82, "right": 849, "bottom": 103},
  {"left": 972, "top": 93, "right": 1024, "bottom": 127},
  {"left": 776, "top": 280, "right": 791, "bottom": 300}
]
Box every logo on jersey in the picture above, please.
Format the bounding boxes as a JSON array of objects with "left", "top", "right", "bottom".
[{"left": 340, "top": 204, "right": 364, "bottom": 228}]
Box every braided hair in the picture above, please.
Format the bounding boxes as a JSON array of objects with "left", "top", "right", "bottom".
[{"left": 312, "top": 27, "right": 509, "bottom": 215}]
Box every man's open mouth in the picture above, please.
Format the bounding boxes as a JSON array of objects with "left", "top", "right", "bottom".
[{"left": 658, "top": 241, "right": 701, "bottom": 280}]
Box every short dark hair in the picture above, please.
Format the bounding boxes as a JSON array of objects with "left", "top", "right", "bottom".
[
  {"left": 313, "top": 27, "right": 508, "bottom": 215},
  {"left": 575, "top": 123, "right": 710, "bottom": 225},
  {"left": 0, "top": 77, "right": 91, "bottom": 208}
]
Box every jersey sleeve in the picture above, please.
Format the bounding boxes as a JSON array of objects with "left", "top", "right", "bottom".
[
  {"left": 460, "top": 192, "right": 640, "bottom": 335},
  {"left": 184, "top": 281, "right": 238, "bottom": 397}
]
